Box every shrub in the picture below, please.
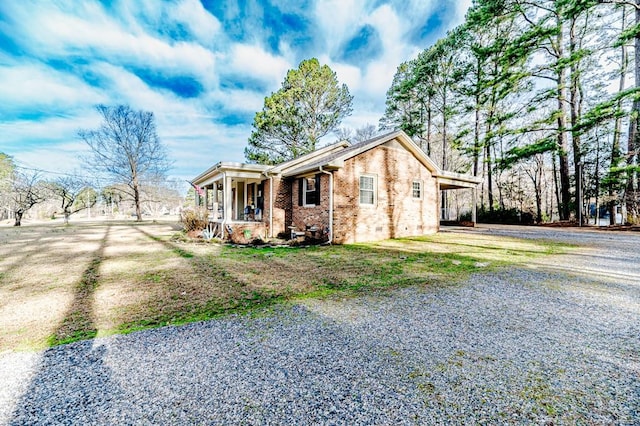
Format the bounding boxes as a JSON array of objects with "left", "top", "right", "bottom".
[
  {"left": 180, "top": 207, "right": 209, "bottom": 232},
  {"left": 250, "top": 237, "right": 266, "bottom": 245},
  {"left": 462, "top": 207, "right": 535, "bottom": 225}
]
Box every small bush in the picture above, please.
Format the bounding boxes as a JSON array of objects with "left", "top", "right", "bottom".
[
  {"left": 180, "top": 207, "right": 209, "bottom": 232},
  {"left": 250, "top": 237, "right": 266, "bottom": 246}
]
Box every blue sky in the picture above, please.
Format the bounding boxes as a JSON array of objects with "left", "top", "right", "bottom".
[{"left": 0, "top": 0, "right": 470, "bottom": 185}]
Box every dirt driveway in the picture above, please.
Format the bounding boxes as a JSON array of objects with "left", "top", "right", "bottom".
[
  {"left": 1, "top": 224, "right": 639, "bottom": 425},
  {"left": 452, "top": 223, "right": 640, "bottom": 285}
]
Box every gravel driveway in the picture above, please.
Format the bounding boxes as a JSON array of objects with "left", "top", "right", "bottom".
[{"left": 1, "top": 225, "right": 639, "bottom": 425}]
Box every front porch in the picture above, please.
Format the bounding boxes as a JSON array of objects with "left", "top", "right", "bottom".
[{"left": 192, "top": 162, "right": 269, "bottom": 239}]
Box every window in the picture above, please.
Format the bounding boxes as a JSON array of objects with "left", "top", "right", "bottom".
[
  {"left": 304, "top": 177, "right": 317, "bottom": 205},
  {"left": 359, "top": 175, "right": 376, "bottom": 205},
  {"left": 412, "top": 181, "right": 422, "bottom": 199},
  {"left": 298, "top": 175, "right": 320, "bottom": 206}
]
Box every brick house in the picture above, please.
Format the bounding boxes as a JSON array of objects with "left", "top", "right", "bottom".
[{"left": 191, "top": 130, "right": 481, "bottom": 244}]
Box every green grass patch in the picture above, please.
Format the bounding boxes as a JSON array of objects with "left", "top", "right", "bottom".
[
  {"left": 113, "top": 234, "right": 567, "bottom": 339},
  {"left": 0, "top": 222, "right": 571, "bottom": 352}
]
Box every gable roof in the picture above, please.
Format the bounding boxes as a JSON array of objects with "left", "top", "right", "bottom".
[
  {"left": 267, "top": 139, "right": 350, "bottom": 175},
  {"left": 191, "top": 140, "right": 349, "bottom": 186},
  {"left": 281, "top": 130, "right": 440, "bottom": 177},
  {"left": 191, "top": 130, "right": 482, "bottom": 189}
]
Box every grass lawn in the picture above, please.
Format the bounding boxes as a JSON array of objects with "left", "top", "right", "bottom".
[{"left": 0, "top": 220, "right": 568, "bottom": 352}]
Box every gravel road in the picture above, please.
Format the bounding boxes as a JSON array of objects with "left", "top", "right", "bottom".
[{"left": 1, "top": 226, "right": 639, "bottom": 425}]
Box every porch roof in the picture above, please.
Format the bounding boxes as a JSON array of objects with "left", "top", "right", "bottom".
[
  {"left": 438, "top": 170, "right": 482, "bottom": 190},
  {"left": 192, "top": 162, "right": 268, "bottom": 186}
]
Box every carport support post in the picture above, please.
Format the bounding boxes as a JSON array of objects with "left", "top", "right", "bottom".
[{"left": 472, "top": 187, "right": 477, "bottom": 224}]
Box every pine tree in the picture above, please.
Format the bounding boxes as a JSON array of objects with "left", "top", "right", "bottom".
[{"left": 245, "top": 58, "right": 353, "bottom": 164}]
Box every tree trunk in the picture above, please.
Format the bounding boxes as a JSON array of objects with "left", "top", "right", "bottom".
[
  {"left": 569, "top": 15, "right": 583, "bottom": 225},
  {"left": 557, "top": 106, "right": 571, "bottom": 220},
  {"left": 486, "top": 143, "right": 494, "bottom": 211},
  {"left": 133, "top": 175, "right": 142, "bottom": 221},
  {"left": 611, "top": 7, "right": 628, "bottom": 225},
  {"left": 485, "top": 55, "right": 500, "bottom": 213},
  {"left": 13, "top": 210, "right": 23, "bottom": 226},
  {"left": 556, "top": 18, "right": 571, "bottom": 221},
  {"left": 473, "top": 57, "right": 482, "bottom": 177},
  {"left": 626, "top": 0, "right": 640, "bottom": 223},
  {"left": 426, "top": 97, "right": 432, "bottom": 157},
  {"left": 552, "top": 154, "right": 560, "bottom": 220},
  {"left": 442, "top": 91, "right": 448, "bottom": 171},
  {"left": 594, "top": 129, "right": 601, "bottom": 226},
  {"left": 535, "top": 165, "right": 543, "bottom": 223}
]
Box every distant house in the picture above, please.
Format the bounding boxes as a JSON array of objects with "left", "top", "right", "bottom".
[{"left": 191, "top": 130, "right": 481, "bottom": 244}]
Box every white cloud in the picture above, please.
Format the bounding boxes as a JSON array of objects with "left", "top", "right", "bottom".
[
  {"left": 0, "top": 63, "right": 105, "bottom": 110},
  {"left": 0, "top": 112, "right": 99, "bottom": 144},
  {"left": 0, "top": 0, "right": 473, "bottom": 183},
  {"left": 16, "top": 141, "right": 90, "bottom": 174},
  {"left": 0, "top": 113, "right": 101, "bottom": 175},
  {"left": 7, "top": 2, "right": 218, "bottom": 88},
  {"left": 359, "top": 4, "right": 411, "bottom": 102},
  {"left": 208, "top": 89, "right": 266, "bottom": 114},
  {"left": 313, "top": 0, "right": 369, "bottom": 55},
  {"left": 314, "top": 0, "right": 472, "bottom": 133},
  {"left": 398, "top": 0, "right": 437, "bottom": 18},
  {"left": 452, "top": 0, "right": 473, "bottom": 26},
  {"left": 326, "top": 60, "right": 363, "bottom": 93},
  {"left": 85, "top": 63, "right": 254, "bottom": 175},
  {"left": 227, "top": 44, "right": 292, "bottom": 86},
  {"left": 172, "top": 0, "right": 222, "bottom": 45}
]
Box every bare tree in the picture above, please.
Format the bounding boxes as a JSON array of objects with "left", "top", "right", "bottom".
[
  {"left": 333, "top": 127, "right": 353, "bottom": 142},
  {"left": 141, "top": 181, "right": 182, "bottom": 217},
  {"left": 10, "top": 170, "right": 46, "bottom": 226},
  {"left": 0, "top": 153, "right": 15, "bottom": 220},
  {"left": 522, "top": 154, "right": 547, "bottom": 223},
  {"left": 47, "top": 174, "right": 96, "bottom": 224},
  {"left": 79, "top": 105, "right": 170, "bottom": 221},
  {"left": 353, "top": 124, "right": 379, "bottom": 143},
  {"left": 333, "top": 124, "right": 379, "bottom": 144}
]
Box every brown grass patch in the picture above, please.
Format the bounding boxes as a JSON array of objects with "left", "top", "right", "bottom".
[{"left": 0, "top": 221, "right": 565, "bottom": 352}]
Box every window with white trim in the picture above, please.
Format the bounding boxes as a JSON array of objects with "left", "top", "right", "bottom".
[
  {"left": 359, "top": 175, "right": 376, "bottom": 205},
  {"left": 298, "top": 175, "right": 320, "bottom": 206},
  {"left": 303, "top": 177, "right": 317, "bottom": 205},
  {"left": 412, "top": 180, "right": 422, "bottom": 199}
]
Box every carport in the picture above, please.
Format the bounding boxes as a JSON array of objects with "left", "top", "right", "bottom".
[{"left": 437, "top": 170, "right": 482, "bottom": 224}]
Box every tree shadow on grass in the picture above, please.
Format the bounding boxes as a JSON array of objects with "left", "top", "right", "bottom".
[
  {"left": 131, "top": 227, "right": 284, "bottom": 321},
  {"left": 8, "top": 225, "right": 132, "bottom": 425},
  {"left": 130, "top": 227, "right": 486, "bottom": 323},
  {"left": 48, "top": 225, "right": 110, "bottom": 346},
  {"left": 0, "top": 231, "right": 50, "bottom": 294}
]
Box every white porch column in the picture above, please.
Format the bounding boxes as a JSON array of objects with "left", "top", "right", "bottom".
[
  {"left": 212, "top": 181, "right": 218, "bottom": 219},
  {"left": 224, "top": 175, "right": 233, "bottom": 222},
  {"left": 244, "top": 182, "right": 248, "bottom": 212}
]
